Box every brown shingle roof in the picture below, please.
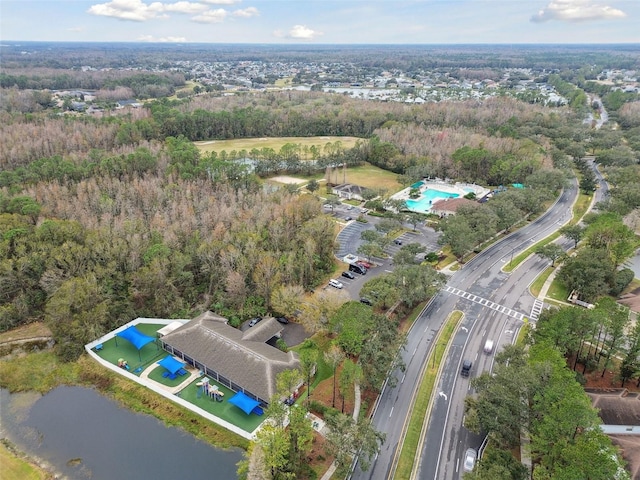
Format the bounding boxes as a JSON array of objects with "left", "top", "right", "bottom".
[
  {"left": 162, "top": 311, "right": 299, "bottom": 402},
  {"left": 431, "top": 197, "right": 477, "bottom": 215}
]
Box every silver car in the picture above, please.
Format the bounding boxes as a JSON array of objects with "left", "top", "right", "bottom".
[{"left": 463, "top": 448, "right": 477, "bottom": 472}]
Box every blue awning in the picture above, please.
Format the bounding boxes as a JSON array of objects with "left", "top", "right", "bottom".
[
  {"left": 228, "top": 391, "right": 261, "bottom": 415},
  {"left": 157, "top": 355, "right": 186, "bottom": 375}
]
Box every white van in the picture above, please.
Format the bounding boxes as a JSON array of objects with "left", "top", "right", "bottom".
[
  {"left": 328, "top": 279, "right": 343, "bottom": 289},
  {"left": 484, "top": 339, "right": 494, "bottom": 354}
]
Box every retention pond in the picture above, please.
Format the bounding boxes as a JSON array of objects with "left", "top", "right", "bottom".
[{"left": 0, "top": 386, "right": 242, "bottom": 479}]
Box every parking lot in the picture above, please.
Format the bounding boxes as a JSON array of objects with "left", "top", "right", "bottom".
[{"left": 330, "top": 205, "right": 442, "bottom": 300}]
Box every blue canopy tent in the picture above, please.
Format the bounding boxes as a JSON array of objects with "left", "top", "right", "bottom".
[
  {"left": 115, "top": 325, "right": 156, "bottom": 360},
  {"left": 157, "top": 355, "right": 186, "bottom": 378},
  {"left": 228, "top": 391, "right": 263, "bottom": 415}
]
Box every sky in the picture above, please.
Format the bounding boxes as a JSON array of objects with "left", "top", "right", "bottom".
[{"left": 1, "top": 0, "right": 639, "bottom": 44}]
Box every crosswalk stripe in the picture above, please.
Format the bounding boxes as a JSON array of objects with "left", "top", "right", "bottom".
[{"left": 443, "top": 285, "right": 529, "bottom": 322}]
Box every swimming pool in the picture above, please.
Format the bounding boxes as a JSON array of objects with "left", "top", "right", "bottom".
[{"left": 405, "top": 189, "right": 459, "bottom": 213}]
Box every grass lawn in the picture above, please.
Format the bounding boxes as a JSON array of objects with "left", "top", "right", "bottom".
[
  {"left": 338, "top": 163, "right": 402, "bottom": 192},
  {"left": 194, "top": 136, "right": 362, "bottom": 155},
  {"left": 546, "top": 277, "right": 570, "bottom": 304},
  {"left": 178, "top": 378, "right": 265, "bottom": 433},
  {"left": 93, "top": 323, "right": 166, "bottom": 375},
  {"left": 147, "top": 364, "right": 188, "bottom": 387},
  {"left": 0, "top": 442, "right": 48, "bottom": 480}
]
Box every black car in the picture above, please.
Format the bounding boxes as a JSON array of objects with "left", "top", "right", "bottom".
[
  {"left": 341, "top": 271, "right": 355, "bottom": 279},
  {"left": 276, "top": 316, "right": 289, "bottom": 325},
  {"left": 360, "top": 298, "right": 373, "bottom": 306},
  {"left": 248, "top": 317, "right": 262, "bottom": 327},
  {"left": 394, "top": 239, "right": 403, "bottom": 245}
]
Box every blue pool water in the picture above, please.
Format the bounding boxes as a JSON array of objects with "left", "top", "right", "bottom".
[{"left": 405, "top": 189, "right": 459, "bottom": 213}]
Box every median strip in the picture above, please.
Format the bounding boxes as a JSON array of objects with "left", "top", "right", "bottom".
[{"left": 393, "top": 311, "right": 463, "bottom": 480}]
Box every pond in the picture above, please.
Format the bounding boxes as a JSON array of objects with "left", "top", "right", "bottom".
[{"left": 0, "top": 386, "right": 242, "bottom": 479}]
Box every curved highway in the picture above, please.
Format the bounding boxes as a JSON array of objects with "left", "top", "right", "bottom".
[{"left": 350, "top": 178, "right": 580, "bottom": 480}]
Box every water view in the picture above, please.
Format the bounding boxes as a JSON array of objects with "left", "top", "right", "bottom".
[{"left": 0, "top": 386, "right": 242, "bottom": 480}]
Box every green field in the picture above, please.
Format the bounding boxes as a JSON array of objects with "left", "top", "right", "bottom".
[{"left": 194, "top": 136, "right": 362, "bottom": 155}]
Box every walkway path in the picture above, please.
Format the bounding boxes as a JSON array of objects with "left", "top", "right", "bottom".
[{"left": 139, "top": 364, "right": 200, "bottom": 395}]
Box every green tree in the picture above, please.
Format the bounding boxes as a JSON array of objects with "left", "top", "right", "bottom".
[
  {"left": 559, "top": 224, "right": 584, "bottom": 249},
  {"left": 324, "top": 343, "right": 345, "bottom": 408},
  {"left": 45, "top": 275, "right": 110, "bottom": 361},
  {"left": 618, "top": 313, "right": 640, "bottom": 387},
  {"left": 287, "top": 404, "right": 314, "bottom": 475},
  {"left": 438, "top": 215, "right": 476, "bottom": 261},
  {"left": 557, "top": 247, "right": 615, "bottom": 302},
  {"left": 306, "top": 179, "right": 319, "bottom": 194},
  {"left": 253, "top": 423, "right": 289, "bottom": 479},
  {"left": 534, "top": 243, "right": 567, "bottom": 267}
]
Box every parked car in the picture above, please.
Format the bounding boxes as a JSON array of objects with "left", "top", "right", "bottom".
[
  {"left": 345, "top": 216, "right": 353, "bottom": 221},
  {"left": 248, "top": 317, "right": 262, "bottom": 327},
  {"left": 275, "top": 316, "right": 289, "bottom": 325},
  {"left": 356, "top": 260, "right": 372, "bottom": 269},
  {"left": 328, "top": 279, "right": 343, "bottom": 289},
  {"left": 360, "top": 297, "right": 373, "bottom": 306},
  {"left": 463, "top": 448, "right": 477, "bottom": 472},
  {"left": 349, "top": 263, "right": 367, "bottom": 275},
  {"left": 394, "top": 239, "right": 403, "bottom": 245},
  {"left": 346, "top": 205, "right": 353, "bottom": 210},
  {"left": 341, "top": 271, "right": 355, "bottom": 279}
]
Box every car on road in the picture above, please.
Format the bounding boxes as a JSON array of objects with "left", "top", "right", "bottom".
[
  {"left": 328, "top": 279, "right": 343, "bottom": 289},
  {"left": 345, "top": 216, "right": 353, "bottom": 221},
  {"left": 341, "top": 271, "right": 355, "bottom": 279},
  {"left": 275, "top": 316, "right": 289, "bottom": 325},
  {"left": 248, "top": 317, "right": 262, "bottom": 327},
  {"left": 460, "top": 359, "right": 472, "bottom": 377},
  {"left": 484, "top": 339, "right": 494, "bottom": 354},
  {"left": 463, "top": 448, "right": 477, "bottom": 472}
]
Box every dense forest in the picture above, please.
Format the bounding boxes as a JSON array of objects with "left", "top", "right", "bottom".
[{"left": 1, "top": 44, "right": 640, "bottom": 479}]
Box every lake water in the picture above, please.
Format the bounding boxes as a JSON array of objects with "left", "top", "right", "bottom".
[{"left": 0, "top": 386, "right": 242, "bottom": 479}]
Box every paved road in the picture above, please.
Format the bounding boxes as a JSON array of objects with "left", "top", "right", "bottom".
[{"left": 349, "top": 178, "right": 579, "bottom": 480}]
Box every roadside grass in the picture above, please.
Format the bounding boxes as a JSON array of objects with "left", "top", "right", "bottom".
[
  {"left": 0, "top": 352, "right": 249, "bottom": 450},
  {"left": 395, "top": 311, "right": 462, "bottom": 480},
  {"left": 0, "top": 441, "right": 49, "bottom": 480},
  {"left": 516, "top": 322, "right": 531, "bottom": 345},
  {"left": 529, "top": 266, "right": 554, "bottom": 298},
  {"left": 194, "top": 135, "right": 361, "bottom": 155},
  {"left": 546, "top": 279, "right": 570, "bottom": 304}
]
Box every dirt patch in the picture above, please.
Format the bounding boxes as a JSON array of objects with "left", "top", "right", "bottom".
[{"left": 270, "top": 175, "right": 307, "bottom": 185}]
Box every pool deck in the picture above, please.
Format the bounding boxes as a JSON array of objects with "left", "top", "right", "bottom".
[{"left": 392, "top": 180, "right": 490, "bottom": 212}]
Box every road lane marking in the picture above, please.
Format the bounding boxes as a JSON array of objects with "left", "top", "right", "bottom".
[
  {"left": 443, "top": 285, "right": 528, "bottom": 321},
  {"left": 389, "top": 407, "right": 394, "bottom": 417}
]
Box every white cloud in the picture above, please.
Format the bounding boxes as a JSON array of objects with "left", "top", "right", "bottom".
[
  {"left": 531, "top": 0, "right": 627, "bottom": 23},
  {"left": 191, "top": 8, "right": 228, "bottom": 23},
  {"left": 199, "top": 0, "right": 240, "bottom": 4},
  {"left": 162, "top": 1, "right": 209, "bottom": 14},
  {"left": 232, "top": 7, "right": 259, "bottom": 18},
  {"left": 286, "top": 25, "right": 323, "bottom": 40},
  {"left": 88, "top": 0, "right": 207, "bottom": 21},
  {"left": 138, "top": 34, "right": 187, "bottom": 42}
]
